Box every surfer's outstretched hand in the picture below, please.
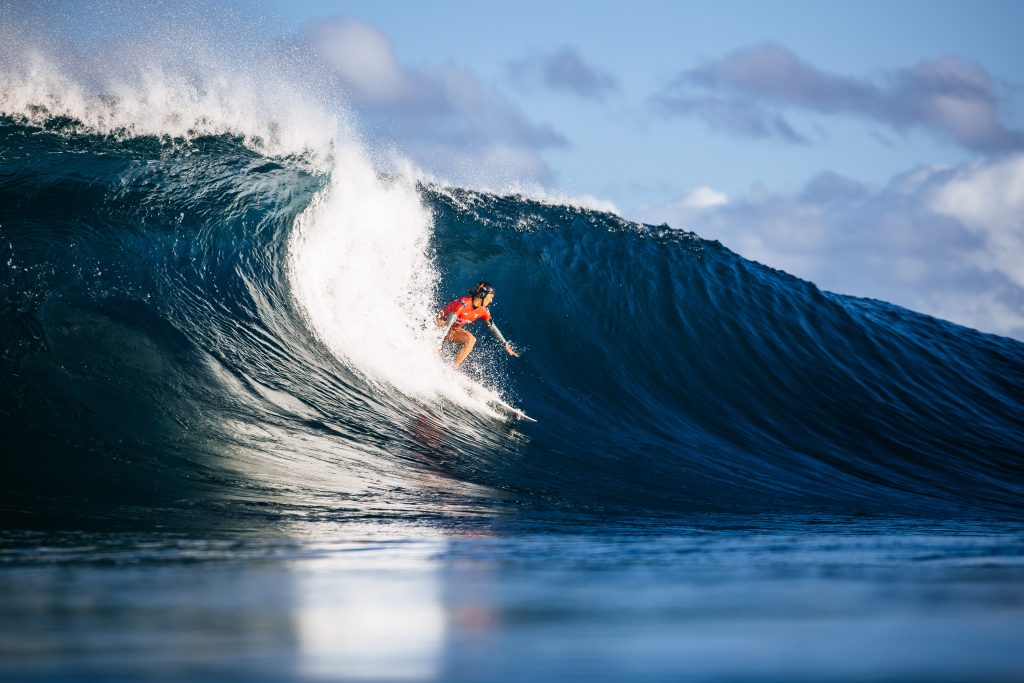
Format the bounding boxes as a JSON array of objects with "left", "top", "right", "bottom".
[{"left": 505, "top": 343, "right": 520, "bottom": 358}]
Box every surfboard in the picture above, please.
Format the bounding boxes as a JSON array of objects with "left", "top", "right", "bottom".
[
  {"left": 487, "top": 397, "right": 538, "bottom": 423},
  {"left": 455, "top": 376, "right": 537, "bottom": 423}
]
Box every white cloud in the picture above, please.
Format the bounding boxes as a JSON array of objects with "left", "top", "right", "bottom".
[
  {"left": 930, "top": 154, "right": 1024, "bottom": 288},
  {"left": 641, "top": 185, "right": 729, "bottom": 230},
  {"left": 682, "top": 186, "right": 729, "bottom": 209},
  {"left": 307, "top": 19, "right": 408, "bottom": 104},
  {"left": 408, "top": 142, "right": 559, "bottom": 189},
  {"left": 300, "top": 18, "right": 566, "bottom": 188},
  {"left": 638, "top": 154, "right": 1024, "bottom": 340}
]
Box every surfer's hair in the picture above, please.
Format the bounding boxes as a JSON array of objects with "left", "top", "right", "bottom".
[{"left": 470, "top": 281, "right": 494, "bottom": 299}]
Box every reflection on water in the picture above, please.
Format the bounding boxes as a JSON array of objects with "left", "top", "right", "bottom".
[
  {"left": 294, "top": 538, "right": 448, "bottom": 681},
  {"left": 1, "top": 517, "right": 1023, "bottom": 682}
]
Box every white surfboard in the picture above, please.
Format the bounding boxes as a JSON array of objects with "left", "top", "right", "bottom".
[
  {"left": 454, "top": 374, "right": 536, "bottom": 421},
  {"left": 486, "top": 397, "right": 538, "bottom": 423},
  {"left": 457, "top": 377, "right": 537, "bottom": 423}
]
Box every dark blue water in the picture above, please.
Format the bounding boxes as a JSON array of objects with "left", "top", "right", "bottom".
[
  {"left": 3, "top": 119, "right": 1021, "bottom": 522},
  {"left": 2, "top": 118, "right": 1023, "bottom": 681}
]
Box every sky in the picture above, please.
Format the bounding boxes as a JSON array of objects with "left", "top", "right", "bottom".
[
  {"left": 247, "top": 0, "right": 1024, "bottom": 339},
  {"left": 7, "top": 0, "right": 1023, "bottom": 339},
  {"left": 259, "top": 0, "right": 1021, "bottom": 197}
]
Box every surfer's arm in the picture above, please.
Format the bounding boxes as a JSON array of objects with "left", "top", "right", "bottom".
[
  {"left": 487, "top": 320, "right": 519, "bottom": 357},
  {"left": 434, "top": 312, "right": 459, "bottom": 355},
  {"left": 438, "top": 312, "right": 458, "bottom": 330}
]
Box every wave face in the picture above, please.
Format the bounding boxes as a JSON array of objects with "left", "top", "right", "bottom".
[{"left": 2, "top": 118, "right": 1023, "bottom": 525}]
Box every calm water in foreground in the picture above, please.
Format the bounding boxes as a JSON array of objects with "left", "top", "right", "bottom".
[{"left": 1, "top": 515, "right": 1022, "bottom": 683}]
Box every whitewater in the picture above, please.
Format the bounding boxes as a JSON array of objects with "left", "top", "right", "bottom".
[{"left": 2, "top": 5, "right": 1023, "bottom": 682}]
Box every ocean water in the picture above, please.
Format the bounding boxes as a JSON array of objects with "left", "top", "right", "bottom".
[
  {"left": 2, "top": 9, "right": 1024, "bottom": 680},
  {"left": 2, "top": 516, "right": 1023, "bottom": 683}
]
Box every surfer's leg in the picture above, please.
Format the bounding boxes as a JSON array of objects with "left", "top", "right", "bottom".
[{"left": 446, "top": 327, "right": 476, "bottom": 367}]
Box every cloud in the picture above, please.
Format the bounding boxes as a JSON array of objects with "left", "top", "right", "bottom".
[
  {"left": 507, "top": 46, "right": 617, "bottom": 102},
  {"left": 931, "top": 154, "right": 1024, "bottom": 288},
  {"left": 301, "top": 18, "right": 567, "bottom": 185},
  {"left": 639, "top": 154, "right": 1024, "bottom": 340},
  {"left": 653, "top": 43, "right": 1024, "bottom": 153},
  {"left": 682, "top": 185, "right": 729, "bottom": 209},
  {"left": 645, "top": 186, "right": 730, "bottom": 227},
  {"left": 394, "top": 141, "right": 560, "bottom": 189},
  {"left": 304, "top": 19, "right": 409, "bottom": 104}
]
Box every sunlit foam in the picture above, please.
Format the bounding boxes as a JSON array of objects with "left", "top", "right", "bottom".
[
  {"left": 285, "top": 145, "right": 507, "bottom": 416},
  {"left": 0, "top": 7, "right": 339, "bottom": 163}
]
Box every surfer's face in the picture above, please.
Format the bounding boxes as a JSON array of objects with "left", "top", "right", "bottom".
[{"left": 481, "top": 292, "right": 494, "bottom": 306}]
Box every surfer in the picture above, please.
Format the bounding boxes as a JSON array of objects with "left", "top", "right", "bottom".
[{"left": 438, "top": 281, "right": 519, "bottom": 367}]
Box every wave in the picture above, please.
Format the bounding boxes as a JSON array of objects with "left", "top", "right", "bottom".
[{"left": 1, "top": 115, "right": 1022, "bottom": 526}]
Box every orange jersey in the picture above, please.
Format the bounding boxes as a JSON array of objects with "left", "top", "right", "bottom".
[{"left": 441, "top": 297, "right": 492, "bottom": 327}]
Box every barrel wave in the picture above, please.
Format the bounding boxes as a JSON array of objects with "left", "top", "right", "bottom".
[{"left": 2, "top": 117, "right": 1022, "bottom": 526}]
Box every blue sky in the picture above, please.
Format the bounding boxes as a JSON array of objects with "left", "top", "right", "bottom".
[
  {"left": 258, "top": 0, "right": 1022, "bottom": 199},
  {"left": 247, "top": 0, "right": 1024, "bottom": 339}
]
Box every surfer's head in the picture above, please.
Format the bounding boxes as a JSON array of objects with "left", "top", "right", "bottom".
[{"left": 470, "top": 281, "right": 495, "bottom": 307}]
